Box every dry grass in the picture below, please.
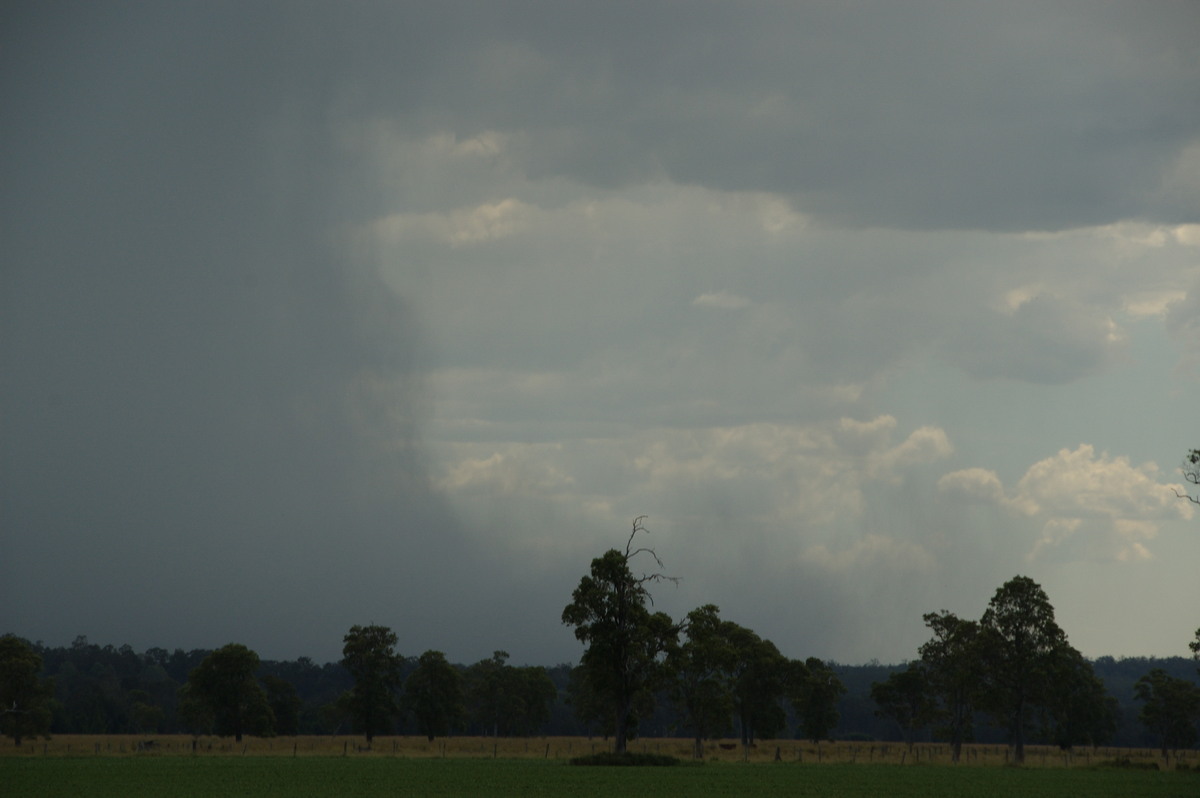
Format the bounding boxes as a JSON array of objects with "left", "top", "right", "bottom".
[{"left": 2, "top": 734, "right": 1195, "bottom": 769}]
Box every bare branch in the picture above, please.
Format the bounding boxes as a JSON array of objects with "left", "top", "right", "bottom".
[
  {"left": 624, "top": 515, "right": 650, "bottom": 558},
  {"left": 1177, "top": 450, "right": 1200, "bottom": 505},
  {"left": 620, "top": 516, "right": 680, "bottom": 601},
  {"left": 1173, "top": 488, "right": 1200, "bottom": 505}
]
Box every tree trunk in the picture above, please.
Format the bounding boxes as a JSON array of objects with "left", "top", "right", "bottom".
[
  {"left": 614, "top": 698, "right": 631, "bottom": 754},
  {"left": 949, "top": 715, "right": 963, "bottom": 763},
  {"left": 1010, "top": 705, "right": 1025, "bottom": 765}
]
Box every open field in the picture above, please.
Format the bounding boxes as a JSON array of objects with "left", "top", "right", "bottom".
[{"left": 3, "top": 755, "right": 1199, "bottom": 798}]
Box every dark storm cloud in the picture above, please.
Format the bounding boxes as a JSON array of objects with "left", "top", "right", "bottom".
[
  {"left": 355, "top": 1, "right": 1200, "bottom": 231},
  {"left": 4, "top": 0, "right": 1198, "bottom": 668},
  {"left": 0, "top": 2, "right": 516, "bottom": 662}
]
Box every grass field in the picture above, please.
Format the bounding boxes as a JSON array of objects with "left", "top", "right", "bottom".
[
  {"left": 3, "top": 736, "right": 1200, "bottom": 797},
  {"left": 2, "top": 734, "right": 1196, "bottom": 769},
  {"left": 3, "top": 755, "right": 1199, "bottom": 798}
]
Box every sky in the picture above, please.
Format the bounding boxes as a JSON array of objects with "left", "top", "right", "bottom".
[{"left": 3, "top": 1, "right": 1200, "bottom": 669}]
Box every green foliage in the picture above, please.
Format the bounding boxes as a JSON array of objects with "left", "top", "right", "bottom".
[
  {"left": 666, "top": 605, "right": 737, "bottom": 756},
  {"left": 261, "top": 675, "right": 301, "bottom": 736},
  {"left": 726, "top": 622, "right": 790, "bottom": 744},
  {"left": 914, "top": 576, "right": 1117, "bottom": 761},
  {"left": 977, "top": 575, "right": 1073, "bottom": 764},
  {"left": 465, "top": 651, "right": 556, "bottom": 737},
  {"left": 561, "top": 517, "right": 680, "bottom": 754},
  {"left": 176, "top": 683, "right": 214, "bottom": 736},
  {"left": 127, "top": 689, "right": 164, "bottom": 734},
  {"left": 564, "top": 664, "right": 615, "bottom": 737},
  {"left": 182, "top": 644, "right": 273, "bottom": 742},
  {"left": 870, "top": 662, "right": 934, "bottom": 749},
  {"left": 513, "top": 666, "right": 557, "bottom": 735},
  {"left": 790, "top": 657, "right": 847, "bottom": 743},
  {"left": 340, "top": 625, "right": 404, "bottom": 743},
  {"left": 1134, "top": 668, "right": 1200, "bottom": 757},
  {"left": 0, "top": 635, "right": 54, "bottom": 745},
  {"left": 405, "top": 650, "right": 465, "bottom": 741},
  {"left": 1041, "top": 648, "right": 1117, "bottom": 750}
]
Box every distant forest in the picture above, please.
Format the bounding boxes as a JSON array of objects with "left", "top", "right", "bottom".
[{"left": 12, "top": 635, "right": 1195, "bottom": 749}]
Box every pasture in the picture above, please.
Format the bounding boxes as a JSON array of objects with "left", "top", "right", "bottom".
[{"left": 2, "top": 737, "right": 1198, "bottom": 798}]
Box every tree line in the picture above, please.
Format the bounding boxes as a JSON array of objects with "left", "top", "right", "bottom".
[
  {"left": 561, "top": 517, "right": 848, "bottom": 757},
  {"left": 4, "top": 519, "right": 1200, "bottom": 755}
]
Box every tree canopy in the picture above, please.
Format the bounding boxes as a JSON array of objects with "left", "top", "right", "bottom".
[
  {"left": 870, "top": 663, "right": 934, "bottom": 751},
  {"left": 666, "top": 604, "right": 737, "bottom": 757},
  {"left": 1134, "top": 668, "right": 1200, "bottom": 758},
  {"left": 791, "top": 657, "right": 846, "bottom": 744},
  {"left": 976, "top": 575, "right": 1073, "bottom": 764},
  {"left": 465, "top": 651, "right": 555, "bottom": 737},
  {"left": 405, "top": 650, "right": 464, "bottom": 741},
  {"left": 917, "top": 610, "right": 981, "bottom": 763},
  {"left": 181, "top": 643, "right": 273, "bottom": 742},
  {"left": 0, "top": 635, "right": 53, "bottom": 746},
  {"left": 561, "top": 517, "right": 680, "bottom": 754},
  {"left": 340, "top": 624, "right": 404, "bottom": 744}
]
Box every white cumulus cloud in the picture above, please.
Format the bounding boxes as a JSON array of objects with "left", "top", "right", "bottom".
[{"left": 940, "top": 444, "right": 1193, "bottom": 562}]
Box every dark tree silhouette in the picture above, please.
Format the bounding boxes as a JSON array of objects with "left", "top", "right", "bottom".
[
  {"left": 870, "top": 663, "right": 934, "bottom": 752},
  {"left": 562, "top": 516, "right": 679, "bottom": 754},
  {"left": 0, "top": 635, "right": 53, "bottom": 746},
  {"left": 667, "top": 604, "right": 737, "bottom": 758},
  {"left": 341, "top": 624, "right": 404, "bottom": 745},
  {"left": 977, "top": 576, "right": 1071, "bottom": 765},
  {"left": 791, "top": 657, "right": 846, "bottom": 744},
  {"left": 1135, "top": 668, "right": 1200, "bottom": 759},
  {"left": 405, "top": 650, "right": 464, "bottom": 741},
  {"left": 182, "top": 643, "right": 273, "bottom": 742},
  {"left": 919, "top": 610, "right": 981, "bottom": 763}
]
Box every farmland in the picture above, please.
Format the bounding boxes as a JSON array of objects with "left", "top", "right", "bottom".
[{"left": 3, "top": 737, "right": 1199, "bottom": 798}]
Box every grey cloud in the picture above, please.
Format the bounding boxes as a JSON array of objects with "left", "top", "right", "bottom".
[
  {"left": 942, "top": 294, "right": 1126, "bottom": 384},
  {"left": 0, "top": 1, "right": 544, "bottom": 663},
  {"left": 4, "top": 1, "right": 1197, "bottom": 669},
  {"left": 360, "top": 1, "right": 1200, "bottom": 231}
]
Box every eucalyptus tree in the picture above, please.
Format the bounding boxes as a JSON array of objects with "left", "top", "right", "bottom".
[
  {"left": 182, "top": 643, "right": 273, "bottom": 742},
  {"left": 870, "top": 663, "right": 934, "bottom": 752},
  {"left": 466, "top": 651, "right": 519, "bottom": 737},
  {"left": 465, "top": 651, "right": 556, "bottom": 736},
  {"left": 725, "top": 623, "right": 790, "bottom": 745},
  {"left": 341, "top": 624, "right": 404, "bottom": 745},
  {"left": 0, "top": 635, "right": 53, "bottom": 746},
  {"left": 1135, "top": 668, "right": 1200, "bottom": 759},
  {"left": 667, "top": 604, "right": 737, "bottom": 758},
  {"left": 791, "top": 657, "right": 846, "bottom": 744},
  {"left": 918, "top": 610, "right": 981, "bottom": 763},
  {"left": 405, "top": 650, "right": 464, "bottom": 741},
  {"left": 1042, "top": 647, "right": 1116, "bottom": 750},
  {"left": 561, "top": 516, "right": 680, "bottom": 754},
  {"left": 977, "top": 575, "right": 1073, "bottom": 764}
]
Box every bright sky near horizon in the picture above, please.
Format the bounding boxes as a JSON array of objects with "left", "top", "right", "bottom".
[{"left": 3, "top": 1, "right": 1199, "bottom": 667}]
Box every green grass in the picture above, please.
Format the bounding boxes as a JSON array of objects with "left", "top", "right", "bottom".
[{"left": 3, "top": 757, "right": 1198, "bottom": 798}]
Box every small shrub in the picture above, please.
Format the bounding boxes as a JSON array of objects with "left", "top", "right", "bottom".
[
  {"left": 1094, "top": 757, "right": 1159, "bottom": 771},
  {"left": 569, "top": 751, "right": 683, "bottom": 766}
]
